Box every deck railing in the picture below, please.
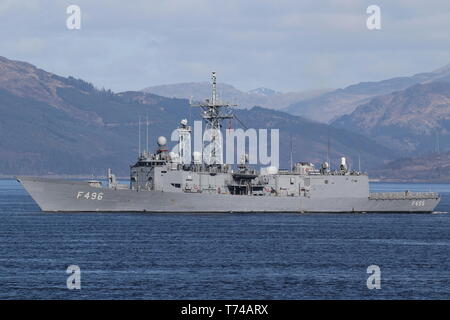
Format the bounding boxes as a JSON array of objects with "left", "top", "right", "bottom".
[{"left": 369, "top": 192, "right": 439, "bottom": 200}]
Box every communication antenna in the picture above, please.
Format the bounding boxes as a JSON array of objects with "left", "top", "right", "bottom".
[
  {"left": 358, "top": 153, "right": 361, "bottom": 172},
  {"left": 138, "top": 115, "right": 141, "bottom": 156},
  {"left": 327, "top": 128, "right": 330, "bottom": 166},
  {"left": 146, "top": 112, "right": 149, "bottom": 153},
  {"left": 212, "top": 71, "right": 217, "bottom": 106},
  {"left": 290, "top": 134, "right": 293, "bottom": 171},
  {"left": 189, "top": 96, "right": 193, "bottom": 123}
]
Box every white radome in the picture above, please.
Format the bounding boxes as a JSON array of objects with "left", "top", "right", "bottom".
[{"left": 157, "top": 136, "right": 167, "bottom": 146}]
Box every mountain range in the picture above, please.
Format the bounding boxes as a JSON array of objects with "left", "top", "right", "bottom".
[
  {"left": 4, "top": 55, "right": 450, "bottom": 181},
  {"left": 370, "top": 151, "right": 450, "bottom": 182},
  {"left": 285, "top": 64, "right": 450, "bottom": 123},
  {"left": 0, "top": 56, "right": 391, "bottom": 176},
  {"left": 142, "top": 82, "right": 330, "bottom": 110},
  {"left": 332, "top": 81, "right": 450, "bottom": 155},
  {"left": 142, "top": 63, "right": 450, "bottom": 126}
]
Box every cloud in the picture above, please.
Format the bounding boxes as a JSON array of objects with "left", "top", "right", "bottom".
[{"left": 0, "top": 0, "right": 449, "bottom": 92}]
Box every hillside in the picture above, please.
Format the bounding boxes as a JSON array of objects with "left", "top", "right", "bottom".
[
  {"left": 233, "top": 107, "right": 395, "bottom": 170},
  {"left": 371, "top": 151, "right": 450, "bottom": 182},
  {"left": 0, "top": 56, "right": 396, "bottom": 176},
  {"left": 332, "top": 82, "right": 450, "bottom": 155},
  {"left": 285, "top": 63, "right": 450, "bottom": 123}
]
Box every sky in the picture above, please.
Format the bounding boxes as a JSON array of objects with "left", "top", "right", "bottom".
[{"left": 1, "top": 0, "right": 450, "bottom": 93}]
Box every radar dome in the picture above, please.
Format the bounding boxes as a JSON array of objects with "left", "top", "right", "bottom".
[{"left": 157, "top": 136, "right": 167, "bottom": 146}]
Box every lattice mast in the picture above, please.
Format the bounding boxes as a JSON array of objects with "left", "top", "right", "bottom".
[{"left": 191, "top": 72, "right": 234, "bottom": 165}]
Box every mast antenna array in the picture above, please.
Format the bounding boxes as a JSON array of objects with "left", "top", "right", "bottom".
[{"left": 191, "top": 72, "right": 236, "bottom": 165}]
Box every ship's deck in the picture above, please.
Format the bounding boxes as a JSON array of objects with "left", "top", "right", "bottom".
[{"left": 369, "top": 192, "right": 439, "bottom": 200}]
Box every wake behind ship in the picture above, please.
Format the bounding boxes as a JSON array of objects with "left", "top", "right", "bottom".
[{"left": 18, "top": 73, "right": 440, "bottom": 213}]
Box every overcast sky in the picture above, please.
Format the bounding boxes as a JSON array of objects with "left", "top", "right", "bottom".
[{"left": 1, "top": 0, "right": 450, "bottom": 93}]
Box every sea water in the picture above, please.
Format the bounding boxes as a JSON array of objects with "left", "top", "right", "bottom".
[{"left": 1, "top": 179, "right": 450, "bottom": 299}]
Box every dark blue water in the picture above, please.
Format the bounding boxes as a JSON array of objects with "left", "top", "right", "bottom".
[{"left": 1, "top": 179, "right": 450, "bottom": 299}]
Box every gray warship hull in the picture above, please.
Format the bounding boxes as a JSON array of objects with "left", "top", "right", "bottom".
[{"left": 18, "top": 177, "right": 440, "bottom": 213}]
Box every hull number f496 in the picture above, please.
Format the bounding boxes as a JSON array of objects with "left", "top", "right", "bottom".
[
  {"left": 411, "top": 200, "right": 425, "bottom": 207},
  {"left": 76, "top": 191, "right": 103, "bottom": 200}
]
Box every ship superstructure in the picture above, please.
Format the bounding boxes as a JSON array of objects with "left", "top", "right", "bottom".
[{"left": 18, "top": 73, "right": 440, "bottom": 213}]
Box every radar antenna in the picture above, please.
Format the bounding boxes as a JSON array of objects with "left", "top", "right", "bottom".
[{"left": 191, "top": 72, "right": 236, "bottom": 165}]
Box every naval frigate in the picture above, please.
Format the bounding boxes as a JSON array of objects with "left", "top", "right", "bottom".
[{"left": 18, "top": 73, "right": 440, "bottom": 213}]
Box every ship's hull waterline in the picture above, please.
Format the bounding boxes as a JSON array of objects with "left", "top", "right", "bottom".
[{"left": 18, "top": 177, "right": 440, "bottom": 213}]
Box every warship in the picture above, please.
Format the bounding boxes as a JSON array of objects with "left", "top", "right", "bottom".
[{"left": 18, "top": 73, "right": 440, "bottom": 213}]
